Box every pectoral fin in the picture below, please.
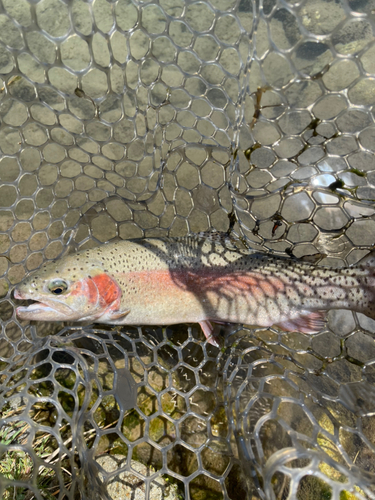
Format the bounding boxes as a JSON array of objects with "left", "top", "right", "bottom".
[
  {"left": 276, "top": 310, "right": 326, "bottom": 334},
  {"left": 109, "top": 309, "right": 131, "bottom": 320},
  {"left": 98, "top": 308, "right": 131, "bottom": 324}
]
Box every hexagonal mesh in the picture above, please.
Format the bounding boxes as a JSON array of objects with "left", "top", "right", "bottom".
[{"left": 1, "top": 0, "right": 375, "bottom": 499}]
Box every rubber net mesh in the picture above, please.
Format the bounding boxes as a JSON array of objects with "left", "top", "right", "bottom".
[{"left": 1, "top": 0, "right": 375, "bottom": 498}]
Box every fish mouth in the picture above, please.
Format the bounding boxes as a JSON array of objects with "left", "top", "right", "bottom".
[
  {"left": 14, "top": 288, "right": 74, "bottom": 320},
  {"left": 16, "top": 301, "right": 57, "bottom": 317}
]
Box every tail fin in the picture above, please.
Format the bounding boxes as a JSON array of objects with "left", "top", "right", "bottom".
[{"left": 357, "top": 249, "right": 375, "bottom": 268}]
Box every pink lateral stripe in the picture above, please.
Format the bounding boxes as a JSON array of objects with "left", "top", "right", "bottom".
[{"left": 118, "top": 269, "right": 285, "bottom": 299}]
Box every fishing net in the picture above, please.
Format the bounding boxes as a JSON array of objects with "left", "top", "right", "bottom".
[{"left": 1, "top": 0, "right": 375, "bottom": 498}]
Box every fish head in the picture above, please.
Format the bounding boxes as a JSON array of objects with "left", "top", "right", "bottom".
[{"left": 14, "top": 253, "right": 122, "bottom": 322}]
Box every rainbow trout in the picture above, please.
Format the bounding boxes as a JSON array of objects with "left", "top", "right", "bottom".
[{"left": 14, "top": 237, "right": 375, "bottom": 346}]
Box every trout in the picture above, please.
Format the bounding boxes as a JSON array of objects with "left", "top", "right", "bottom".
[{"left": 13, "top": 236, "right": 375, "bottom": 346}]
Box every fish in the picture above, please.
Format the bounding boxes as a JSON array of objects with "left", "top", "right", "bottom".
[{"left": 13, "top": 236, "right": 375, "bottom": 346}]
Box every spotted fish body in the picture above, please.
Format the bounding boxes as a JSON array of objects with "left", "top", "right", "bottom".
[{"left": 14, "top": 237, "right": 375, "bottom": 345}]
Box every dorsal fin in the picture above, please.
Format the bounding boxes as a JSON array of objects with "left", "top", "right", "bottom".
[
  {"left": 299, "top": 253, "right": 327, "bottom": 264},
  {"left": 185, "top": 230, "right": 252, "bottom": 253}
]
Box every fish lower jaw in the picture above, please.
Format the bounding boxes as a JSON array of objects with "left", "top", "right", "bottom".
[{"left": 16, "top": 302, "right": 67, "bottom": 321}]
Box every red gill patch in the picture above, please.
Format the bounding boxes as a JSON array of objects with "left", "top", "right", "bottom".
[
  {"left": 70, "top": 273, "right": 121, "bottom": 309},
  {"left": 92, "top": 273, "right": 121, "bottom": 307}
]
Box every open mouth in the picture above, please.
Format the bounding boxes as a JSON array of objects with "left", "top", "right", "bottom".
[
  {"left": 13, "top": 290, "right": 48, "bottom": 315},
  {"left": 13, "top": 288, "right": 70, "bottom": 319},
  {"left": 16, "top": 300, "right": 53, "bottom": 315},
  {"left": 15, "top": 298, "right": 60, "bottom": 319}
]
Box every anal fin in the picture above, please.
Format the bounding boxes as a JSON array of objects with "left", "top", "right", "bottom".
[
  {"left": 276, "top": 310, "right": 326, "bottom": 334},
  {"left": 199, "top": 320, "right": 220, "bottom": 347}
]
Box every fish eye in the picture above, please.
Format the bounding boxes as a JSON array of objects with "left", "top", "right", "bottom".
[{"left": 48, "top": 279, "right": 68, "bottom": 295}]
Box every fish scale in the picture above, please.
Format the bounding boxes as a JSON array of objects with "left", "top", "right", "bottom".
[{"left": 13, "top": 236, "right": 375, "bottom": 346}]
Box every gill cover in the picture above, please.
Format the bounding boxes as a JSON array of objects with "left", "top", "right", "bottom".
[{"left": 66, "top": 272, "right": 125, "bottom": 321}]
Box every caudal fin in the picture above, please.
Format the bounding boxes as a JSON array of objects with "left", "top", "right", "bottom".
[{"left": 357, "top": 249, "right": 375, "bottom": 268}]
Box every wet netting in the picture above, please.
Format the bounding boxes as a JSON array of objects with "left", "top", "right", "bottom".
[{"left": 1, "top": 0, "right": 375, "bottom": 498}]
